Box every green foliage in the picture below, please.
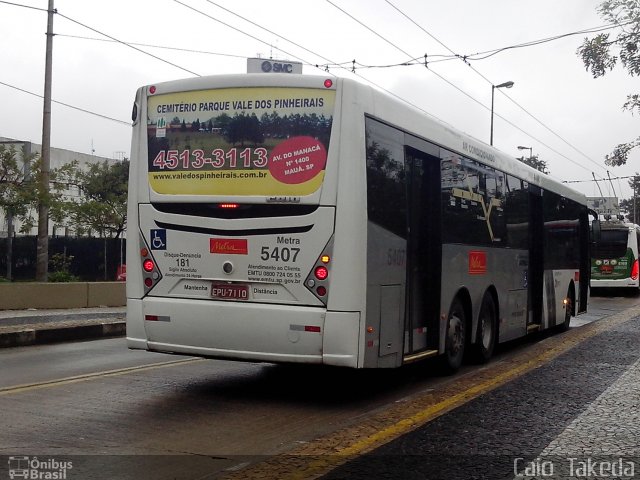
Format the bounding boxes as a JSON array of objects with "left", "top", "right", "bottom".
[
  {"left": 48, "top": 252, "right": 79, "bottom": 282},
  {"left": 516, "top": 154, "right": 550, "bottom": 174},
  {"left": 619, "top": 174, "right": 640, "bottom": 223},
  {"left": 0, "top": 145, "right": 39, "bottom": 231},
  {"left": 0, "top": 145, "right": 69, "bottom": 233},
  {"left": 577, "top": 0, "right": 640, "bottom": 166},
  {"left": 58, "top": 159, "right": 129, "bottom": 239}
]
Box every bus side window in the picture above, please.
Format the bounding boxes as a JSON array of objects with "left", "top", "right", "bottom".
[
  {"left": 365, "top": 120, "right": 407, "bottom": 239},
  {"left": 504, "top": 175, "right": 529, "bottom": 250}
]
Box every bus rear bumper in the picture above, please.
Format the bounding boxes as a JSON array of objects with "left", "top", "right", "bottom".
[
  {"left": 591, "top": 278, "right": 639, "bottom": 289},
  {"left": 126, "top": 298, "right": 360, "bottom": 367}
]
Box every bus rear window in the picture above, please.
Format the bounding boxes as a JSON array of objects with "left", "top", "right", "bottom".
[
  {"left": 593, "top": 229, "right": 629, "bottom": 259},
  {"left": 146, "top": 87, "right": 335, "bottom": 197}
]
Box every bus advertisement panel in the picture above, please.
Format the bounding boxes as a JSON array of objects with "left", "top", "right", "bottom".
[{"left": 146, "top": 87, "right": 335, "bottom": 197}]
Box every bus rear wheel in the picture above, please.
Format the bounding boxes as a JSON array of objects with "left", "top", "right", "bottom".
[
  {"left": 442, "top": 299, "right": 466, "bottom": 373},
  {"left": 471, "top": 292, "right": 496, "bottom": 363}
]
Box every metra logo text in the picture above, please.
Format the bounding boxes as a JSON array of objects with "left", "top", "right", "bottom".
[{"left": 210, "top": 239, "right": 248, "bottom": 255}]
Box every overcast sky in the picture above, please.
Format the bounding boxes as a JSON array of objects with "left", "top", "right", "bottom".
[{"left": 1, "top": 0, "right": 638, "bottom": 199}]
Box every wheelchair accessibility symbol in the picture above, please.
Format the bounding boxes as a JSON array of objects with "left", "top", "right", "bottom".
[{"left": 150, "top": 229, "right": 166, "bottom": 250}]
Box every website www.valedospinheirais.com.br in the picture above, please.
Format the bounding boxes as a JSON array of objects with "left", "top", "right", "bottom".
[{"left": 151, "top": 171, "right": 268, "bottom": 181}]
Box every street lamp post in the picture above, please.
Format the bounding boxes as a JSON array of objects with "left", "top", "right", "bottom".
[
  {"left": 517, "top": 145, "right": 532, "bottom": 160},
  {"left": 490, "top": 81, "right": 514, "bottom": 146}
]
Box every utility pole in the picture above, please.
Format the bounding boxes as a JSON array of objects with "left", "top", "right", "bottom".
[
  {"left": 36, "top": 0, "right": 54, "bottom": 282},
  {"left": 635, "top": 176, "right": 638, "bottom": 224}
]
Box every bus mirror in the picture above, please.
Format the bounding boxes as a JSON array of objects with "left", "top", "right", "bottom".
[{"left": 591, "top": 219, "right": 601, "bottom": 243}]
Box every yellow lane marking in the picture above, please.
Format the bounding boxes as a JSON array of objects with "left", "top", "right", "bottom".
[
  {"left": 224, "top": 305, "right": 640, "bottom": 480},
  {"left": 0, "top": 357, "right": 204, "bottom": 396}
]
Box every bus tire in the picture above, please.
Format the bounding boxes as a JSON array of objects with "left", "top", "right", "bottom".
[
  {"left": 558, "top": 288, "right": 573, "bottom": 332},
  {"left": 441, "top": 298, "right": 466, "bottom": 373},
  {"left": 471, "top": 292, "right": 496, "bottom": 364}
]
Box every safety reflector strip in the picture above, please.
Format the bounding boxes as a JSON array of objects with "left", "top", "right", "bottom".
[
  {"left": 289, "top": 324, "right": 321, "bottom": 333},
  {"left": 145, "top": 315, "right": 170, "bottom": 322}
]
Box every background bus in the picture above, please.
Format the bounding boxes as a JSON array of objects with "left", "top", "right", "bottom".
[
  {"left": 126, "top": 73, "right": 591, "bottom": 371},
  {"left": 591, "top": 218, "right": 640, "bottom": 291}
]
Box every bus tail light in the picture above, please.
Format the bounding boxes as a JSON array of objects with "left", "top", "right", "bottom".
[
  {"left": 139, "top": 233, "right": 162, "bottom": 294},
  {"left": 314, "top": 266, "right": 329, "bottom": 281},
  {"left": 305, "top": 238, "right": 334, "bottom": 305},
  {"left": 632, "top": 259, "right": 639, "bottom": 280}
]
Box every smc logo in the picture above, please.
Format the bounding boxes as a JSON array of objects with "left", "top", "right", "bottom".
[{"left": 261, "top": 60, "right": 294, "bottom": 73}]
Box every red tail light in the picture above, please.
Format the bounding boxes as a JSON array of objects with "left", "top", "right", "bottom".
[
  {"left": 305, "top": 238, "right": 333, "bottom": 305},
  {"left": 632, "top": 259, "right": 639, "bottom": 280},
  {"left": 139, "top": 233, "right": 162, "bottom": 294},
  {"left": 315, "top": 266, "right": 329, "bottom": 280}
]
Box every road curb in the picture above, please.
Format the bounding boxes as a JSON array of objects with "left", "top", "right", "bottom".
[{"left": 0, "top": 321, "right": 126, "bottom": 348}]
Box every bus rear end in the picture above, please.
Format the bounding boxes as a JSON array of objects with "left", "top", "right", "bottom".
[
  {"left": 126, "top": 75, "right": 359, "bottom": 366},
  {"left": 591, "top": 221, "right": 640, "bottom": 290}
]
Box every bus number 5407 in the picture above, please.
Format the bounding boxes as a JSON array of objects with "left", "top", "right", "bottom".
[{"left": 261, "top": 246, "right": 300, "bottom": 262}]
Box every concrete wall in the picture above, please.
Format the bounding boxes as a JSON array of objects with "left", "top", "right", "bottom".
[{"left": 0, "top": 282, "right": 126, "bottom": 310}]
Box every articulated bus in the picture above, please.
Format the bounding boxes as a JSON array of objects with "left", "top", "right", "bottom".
[
  {"left": 591, "top": 218, "right": 640, "bottom": 291},
  {"left": 126, "top": 73, "right": 591, "bottom": 371}
]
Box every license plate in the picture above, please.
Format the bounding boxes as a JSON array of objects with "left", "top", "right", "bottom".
[{"left": 211, "top": 283, "right": 249, "bottom": 300}]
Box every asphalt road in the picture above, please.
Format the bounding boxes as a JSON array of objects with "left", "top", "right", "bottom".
[{"left": 0, "top": 292, "right": 638, "bottom": 479}]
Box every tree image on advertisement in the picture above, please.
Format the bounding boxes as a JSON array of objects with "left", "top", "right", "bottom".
[
  {"left": 225, "top": 113, "right": 264, "bottom": 146},
  {"left": 577, "top": 0, "right": 640, "bottom": 166},
  {"left": 517, "top": 154, "right": 550, "bottom": 174},
  {"left": 148, "top": 110, "right": 333, "bottom": 171}
]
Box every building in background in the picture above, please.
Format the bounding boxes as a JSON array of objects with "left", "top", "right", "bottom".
[{"left": 0, "top": 137, "right": 120, "bottom": 237}]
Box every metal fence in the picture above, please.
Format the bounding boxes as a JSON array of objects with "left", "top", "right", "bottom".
[{"left": 0, "top": 236, "right": 126, "bottom": 281}]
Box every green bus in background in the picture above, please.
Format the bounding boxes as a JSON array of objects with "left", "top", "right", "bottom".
[{"left": 591, "top": 218, "right": 640, "bottom": 291}]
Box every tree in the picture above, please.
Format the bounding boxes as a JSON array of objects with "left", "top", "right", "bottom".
[
  {"left": 60, "top": 159, "right": 129, "bottom": 239},
  {"left": 577, "top": 0, "right": 640, "bottom": 166},
  {"left": 517, "top": 154, "right": 550, "bottom": 174},
  {"left": 0, "top": 145, "right": 68, "bottom": 280},
  {"left": 619, "top": 174, "right": 640, "bottom": 223}
]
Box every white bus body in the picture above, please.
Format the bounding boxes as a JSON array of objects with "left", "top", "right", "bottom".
[{"left": 127, "top": 74, "right": 590, "bottom": 370}]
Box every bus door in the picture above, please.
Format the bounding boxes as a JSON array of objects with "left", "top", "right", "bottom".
[
  {"left": 404, "top": 146, "right": 442, "bottom": 355},
  {"left": 528, "top": 186, "right": 544, "bottom": 329},
  {"left": 578, "top": 210, "right": 589, "bottom": 313}
]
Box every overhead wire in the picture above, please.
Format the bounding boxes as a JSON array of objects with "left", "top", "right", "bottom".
[
  {"left": 54, "top": 11, "right": 201, "bottom": 77},
  {"left": 55, "top": 34, "right": 249, "bottom": 61},
  {"left": 383, "top": 0, "right": 610, "bottom": 175},
  {"left": 0, "top": 0, "right": 47, "bottom": 12},
  {"left": 463, "top": 20, "right": 635, "bottom": 61},
  {"left": 0, "top": 0, "right": 629, "bottom": 183},
  {"left": 0, "top": 80, "right": 130, "bottom": 126},
  {"left": 174, "top": 0, "right": 447, "bottom": 124},
  {"left": 317, "top": 21, "right": 631, "bottom": 70},
  {"left": 564, "top": 174, "right": 638, "bottom": 184},
  {"left": 202, "top": 0, "right": 342, "bottom": 75},
  {"left": 173, "top": 0, "right": 319, "bottom": 72},
  {"left": 326, "top": 0, "right": 597, "bottom": 178}
]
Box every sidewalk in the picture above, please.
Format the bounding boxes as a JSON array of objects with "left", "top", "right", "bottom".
[{"left": 0, "top": 306, "right": 126, "bottom": 348}]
